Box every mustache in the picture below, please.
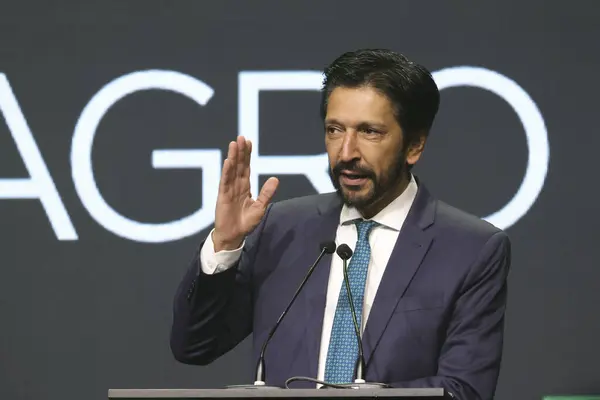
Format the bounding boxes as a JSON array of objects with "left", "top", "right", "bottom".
[{"left": 332, "top": 161, "right": 376, "bottom": 180}]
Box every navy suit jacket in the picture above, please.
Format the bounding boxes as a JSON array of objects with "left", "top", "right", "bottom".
[{"left": 170, "top": 180, "right": 511, "bottom": 400}]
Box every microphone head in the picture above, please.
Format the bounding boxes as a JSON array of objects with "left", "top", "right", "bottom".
[
  {"left": 320, "top": 241, "right": 337, "bottom": 254},
  {"left": 336, "top": 244, "right": 353, "bottom": 260}
]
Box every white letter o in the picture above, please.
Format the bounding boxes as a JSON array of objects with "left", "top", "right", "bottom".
[{"left": 432, "top": 67, "right": 550, "bottom": 230}]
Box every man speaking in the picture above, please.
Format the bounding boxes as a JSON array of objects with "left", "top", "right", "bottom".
[{"left": 170, "top": 49, "right": 511, "bottom": 400}]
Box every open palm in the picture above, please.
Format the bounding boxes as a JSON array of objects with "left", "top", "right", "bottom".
[{"left": 212, "top": 136, "right": 279, "bottom": 252}]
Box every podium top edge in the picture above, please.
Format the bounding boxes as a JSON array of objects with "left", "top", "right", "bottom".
[{"left": 108, "top": 388, "right": 447, "bottom": 398}]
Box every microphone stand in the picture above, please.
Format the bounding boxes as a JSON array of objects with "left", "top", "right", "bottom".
[
  {"left": 227, "top": 241, "right": 336, "bottom": 389},
  {"left": 331, "top": 244, "right": 388, "bottom": 389}
]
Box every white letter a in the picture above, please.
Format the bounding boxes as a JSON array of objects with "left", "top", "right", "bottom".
[{"left": 0, "top": 73, "right": 77, "bottom": 240}]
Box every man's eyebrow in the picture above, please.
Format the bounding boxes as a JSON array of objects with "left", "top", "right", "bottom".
[
  {"left": 324, "top": 118, "right": 343, "bottom": 125},
  {"left": 325, "top": 119, "right": 388, "bottom": 128},
  {"left": 356, "top": 121, "right": 388, "bottom": 129}
]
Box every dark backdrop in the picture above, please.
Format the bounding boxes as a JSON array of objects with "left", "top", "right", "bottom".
[{"left": 1, "top": 2, "right": 598, "bottom": 400}]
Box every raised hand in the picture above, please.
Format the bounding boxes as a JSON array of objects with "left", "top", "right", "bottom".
[{"left": 212, "top": 136, "right": 279, "bottom": 252}]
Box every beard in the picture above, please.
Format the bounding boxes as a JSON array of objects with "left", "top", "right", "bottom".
[{"left": 328, "top": 149, "right": 408, "bottom": 211}]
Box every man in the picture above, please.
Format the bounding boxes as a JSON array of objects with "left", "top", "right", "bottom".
[{"left": 170, "top": 49, "right": 511, "bottom": 400}]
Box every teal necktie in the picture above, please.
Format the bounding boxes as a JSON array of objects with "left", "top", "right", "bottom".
[{"left": 324, "top": 219, "right": 378, "bottom": 384}]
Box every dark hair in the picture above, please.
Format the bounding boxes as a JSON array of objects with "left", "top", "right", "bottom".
[{"left": 320, "top": 49, "right": 440, "bottom": 147}]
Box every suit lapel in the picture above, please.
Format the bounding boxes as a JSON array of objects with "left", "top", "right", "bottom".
[
  {"left": 289, "top": 184, "right": 437, "bottom": 376},
  {"left": 362, "top": 182, "right": 437, "bottom": 365},
  {"left": 301, "top": 194, "right": 342, "bottom": 379}
]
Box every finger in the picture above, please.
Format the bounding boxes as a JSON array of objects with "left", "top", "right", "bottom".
[
  {"left": 228, "top": 140, "right": 237, "bottom": 168},
  {"left": 236, "top": 136, "right": 246, "bottom": 177},
  {"left": 219, "top": 158, "right": 233, "bottom": 194},
  {"left": 255, "top": 177, "right": 279, "bottom": 208},
  {"left": 243, "top": 139, "right": 252, "bottom": 179},
  {"left": 220, "top": 142, "right": 237, "bottom": 193}
]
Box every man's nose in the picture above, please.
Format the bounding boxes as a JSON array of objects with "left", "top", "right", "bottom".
[{"left": 340, "top": 131, "right": 360, "bottom": 162}]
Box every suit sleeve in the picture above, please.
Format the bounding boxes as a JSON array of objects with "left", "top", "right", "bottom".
[
  {"left": 169, "top": 205, "right": 273, "bottom": 365},
  {"left": 390, "top": 231, "right": 511, "bottom": 400}
]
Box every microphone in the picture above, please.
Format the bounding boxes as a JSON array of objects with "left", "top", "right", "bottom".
[
  {"left": 333, "top": 243, "right": 388, "bottom": 389},
  {"left": 230, "top": 240, "right": 336, "bottom": 389}
]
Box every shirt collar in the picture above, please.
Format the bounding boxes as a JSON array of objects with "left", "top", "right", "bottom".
[{"left": 340, "top": 174, "right": 418, "bottom": 231}]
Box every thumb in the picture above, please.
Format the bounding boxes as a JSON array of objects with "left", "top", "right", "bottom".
[{"left": 255, "top": 177, "right": 279, "bottom": 209}]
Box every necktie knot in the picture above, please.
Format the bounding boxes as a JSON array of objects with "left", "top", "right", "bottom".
[{"left": 355, "top": 220, "right": 378, "bottom": 241}]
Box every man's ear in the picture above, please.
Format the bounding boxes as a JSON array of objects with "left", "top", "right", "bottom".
[{"left": 406, "top": 133, "right": 427, "bottom": 166}]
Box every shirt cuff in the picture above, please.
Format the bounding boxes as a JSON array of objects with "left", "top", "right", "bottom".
[{"left": 199, "top": 229, "right": 244, "bottom": 274}]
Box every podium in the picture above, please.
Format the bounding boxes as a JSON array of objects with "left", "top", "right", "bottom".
[{"left": 108, "top": 388, "right": 451, "bottom": 399}]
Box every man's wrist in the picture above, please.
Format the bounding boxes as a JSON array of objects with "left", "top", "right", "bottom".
[{"left": 212, "top": 231, "right": 244, "bottom": 252}]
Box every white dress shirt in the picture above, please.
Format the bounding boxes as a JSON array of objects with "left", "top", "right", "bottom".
[{"left": 199, "top": 175, "right": 418, "bottom": 382}]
